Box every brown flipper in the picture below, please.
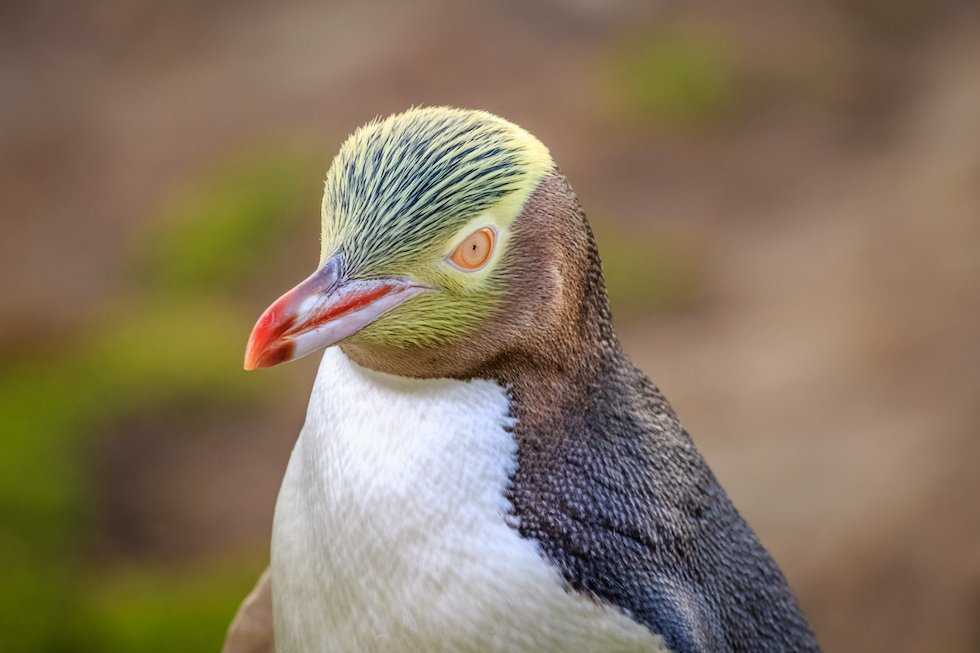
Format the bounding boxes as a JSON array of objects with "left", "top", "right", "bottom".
[{"left": 222, "top": 568, "right": 273, "bottom": 653}]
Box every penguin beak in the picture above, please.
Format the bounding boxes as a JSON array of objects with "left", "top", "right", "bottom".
[{"left": 243, "top": 255, "right": 428, "bottom": 370}]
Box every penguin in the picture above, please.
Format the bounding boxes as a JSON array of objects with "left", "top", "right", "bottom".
[{"left": 225, "top": 107, "right": 820, "bottom": 653}]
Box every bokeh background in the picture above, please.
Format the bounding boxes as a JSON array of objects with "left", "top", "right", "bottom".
[{"left": 3, "top": 1, "right": 980, "bottom": 651}]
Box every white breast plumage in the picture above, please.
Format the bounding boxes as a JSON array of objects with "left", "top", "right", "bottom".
[{"left": 270, "top": 347, "right": 668, "bottom": 653}]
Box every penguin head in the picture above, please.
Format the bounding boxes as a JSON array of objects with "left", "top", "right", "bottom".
[{"left": 245, "top": 107, "right": 604, "bottom": 377}]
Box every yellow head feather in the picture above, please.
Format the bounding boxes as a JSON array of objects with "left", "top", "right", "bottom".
[{"left": 318, "top": 107, "right": 554, "bottom": 347}]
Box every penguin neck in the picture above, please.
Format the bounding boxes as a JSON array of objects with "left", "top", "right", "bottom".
[
  {"left": 481, "top": 218, "right": 624, "bottom": 403},
  {"left": 300, "top": 346, "right": 515, "bottom": 463}
]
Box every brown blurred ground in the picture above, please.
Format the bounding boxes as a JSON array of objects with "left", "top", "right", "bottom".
[{"left": 2, "top": 2, "right": 980, "bottom": 652}]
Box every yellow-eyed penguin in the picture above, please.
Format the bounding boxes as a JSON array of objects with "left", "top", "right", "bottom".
[{"left": 224, "top": 107, "right": 820, "bottom": 653}]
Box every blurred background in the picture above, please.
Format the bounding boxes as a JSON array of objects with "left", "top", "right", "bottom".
[{"left": 3, "top": 1, "right": 979, "bottom": 651}]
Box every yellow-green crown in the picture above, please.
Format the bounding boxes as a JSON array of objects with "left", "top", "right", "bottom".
[{"left": 320, "top": 107, "right": 553, "bottom": 276}]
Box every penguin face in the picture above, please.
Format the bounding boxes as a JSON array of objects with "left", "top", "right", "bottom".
[{"left": 244, "top": 107, "right": 568, "bottom": 376}]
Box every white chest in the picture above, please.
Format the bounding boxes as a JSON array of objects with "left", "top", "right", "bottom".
[{"left": 270, "top": 347, "right": 667, "bottom": 653}]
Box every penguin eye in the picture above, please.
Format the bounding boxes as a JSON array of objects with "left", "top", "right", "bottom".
[{"left": 449, "top": 227, "right": 495, "bottom": 271}]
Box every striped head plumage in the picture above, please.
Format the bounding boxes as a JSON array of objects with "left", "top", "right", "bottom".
[
  {"left": 244, "top": 107, "right": 595, "bottom": 377},
  {"left": 321, "top": 107, "right": 552, "bottom": 276}
]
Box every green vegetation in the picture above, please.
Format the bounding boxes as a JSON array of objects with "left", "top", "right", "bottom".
[
  {"left": 141, "top": 153, "right": 316, "bottom": 296},
  {"left": 0, "top": 151, "right": 316, "bottom": 653},
  {"left": 607, "top": 26, "right": 739, "bottom": 129},
  {"left": 85, "top": 561, "right": 260, "bottom": 653},
  {"left": 593, "top": 219, "right": 706, "bottom": 318}
]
